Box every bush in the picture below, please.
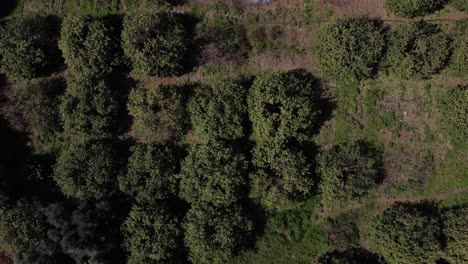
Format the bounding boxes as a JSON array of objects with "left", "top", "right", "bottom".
[
  {"left": 450, "top": 0, "right": 468, "bottom": 12},
  {"left": 122, "top": 13, "right": 187, "bottom": 77},
  {"left": 184, "top": 203, "right": 253, "bottom": 264},
  {"left": 318, "top": 143, "right": 378, "bottom": 208},
  {"left": 315, "top": 18, "right": 384, "bottom": 80},
  {"left": 437, "top": 86, "right": 467, "bottom": 145},
  {"left": 385, "top": 21, "right": 451, "bottom": 79},
  {"left": 449, "top": 20, "right": 468, "bottom": 78},
  {"left": 318, "top": 248, "right": 385, "bottom": 264},
  {"left": 248, "top": 71, "right": 320, "bottom": 143},
  {"left": 443, "top": 206, "right": 468, "bottom": 263},
  {"left": 369, "top": 203, "right": 443, "bottom": 263},
  {"left": 59, "top": 15, "right": 119, "bottom": 77},
  {"left": 119, "top": 143, "right": 179, "bottom": 203},
  {"left": 250, "top": 142, "right": 314, "bottom": 211},
  {"left": 127, "top": 85, "right": 188, "bottom": 142},
  {"left": 178, "top": 142, "right": 248, "bottom": 207},
  {"left": 53, "top": 141, "right": 118, "bottom": 201},
  {"left": 122, "top": 204, "right": 182, "bottom": 264},
  {"left": 189, "top": 80, "right": 248, "bottom": 141},
  {"left": 0, "top": 15, "right": 61, "bottom": 79},
  {"left": 0, "top": 199, "right": 46, "bottom": 254},
  {"left": 60, "top": 78, "right": 118, "bottom": 141},
  {"left": 386, "top": 0, "right": 445, "bottom": 18},
  {"left": 6, "top": 77, "right": 65, "bottom": 149}
]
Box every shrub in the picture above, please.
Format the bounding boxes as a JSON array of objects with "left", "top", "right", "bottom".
[
  {"left": 0, "top": 15, "right": 61, "bottom": 79},
  {"left": 318, "top": 248, "right": 385, "bottom": 264},
  {"left": 60, "top": 78, "right": 118, "bottom": 141},
  {"left": 122, "top": 204, "right": 182, "bottom": 264},
  {"left": 178, "top": 142, "right": 248, "bottom": 207},
  {"left": 449, "top": 20, "right": 468, "bottom": 78},
  {"left": 6, "top": 77, "right": 65, "bottom": 149},
  {"left": 122, "top": 13, "right": 187, "bottom": 77},
  {"left": 369, "top": 203, "right": 443, "bottom": 263},
  {"left": 385, "top": 21, "right": 451, "bottom": 79},
  {"left": 315, "top": 18, "right": 385, "bottom": 80},
  {"left": 53, "top": 141, "right": 118, "bottom": 201},
  {"left": 386, "top": 0, "right": 445, "bottom": 18},
  {"left": 318, "top": 143, "right": 378, "bottom": 208},
  {"left": 450, "top": 0, "right": 468, "bottom": 12},
  {"left": 248, "top": 71, "right": 320, "bottom": 143},
  {"left": 0, "top": 199, "right": 46, "bottom": 254},
  {"left": 189, "top": 80, "right": 248, "bottom": 141},
  {"left": 437, "top": 86, "right": 467, "bottom": 145},
  {"left": 59, "top": 15, "right": 119, "bottom": 77},
  {"left": 443, "top": 206, "right": 468, "bottom": 263},
  {"left": 127, "top": 85, "right": 188, "bottom": 142},
  {"left": 250, "top": 142, "right": 314, "bottom": 211},
  {"left": 119, "top": 143, "right": 179, "bottom": 203},
  {"left": 184, "top": 203, "right": 253, "bottom": 264}
]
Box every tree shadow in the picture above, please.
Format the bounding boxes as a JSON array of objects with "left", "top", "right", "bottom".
[{"left": 0, "top": 0, "right": 17, "bottom": 18}]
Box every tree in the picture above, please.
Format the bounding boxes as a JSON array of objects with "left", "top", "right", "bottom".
[
  {"left": 248, "top": 71, "right": 320, "bottom": 143},
  {"left": 385, "top": 21, "right": 451, "bottom": 79},
  {"left": 318, "top": 143, "right": 378, "bottom": 208},
  {"left": 189, "top": 80, "right": 248, "bottom": 141},
  {"left": 250, "top": 142, "right": 314, "bottom": 211},
  {"left": 437, "top": 86, "right": 467, "bottom": 145},
  {"left": 449, "top": 20, "right": 467, "bottom": 78},
  {"left": 318, "top": 248, "right": 386, "bottom": 264},
  {"left": 119, "top": 143, "right": 179, "bottom": 203},
  {"left": 315, "top": 18, "right": 385, "bottom": 80},
  {"left": 60, "top": 78, "right": 118, "bottom": 141},
  {"left": 53, "top": 141, "right": 118, "bottom": 201},
  {"left": 127, "top": 85, "right": 188, "bottom": 142},
  {"left": 3, "top": 77, "right": 65, "bottom": 149},
  {"left": 0, "top": 199, "right": 46, "bottom": 254},
  {"left": 122, "top": 204, "right": 182, "bottom": 264},
  {"left": 386, "top": 0, "right": 445, "bottom": 18},
  {"left": 0, "top": 15, "right": 61, "bottom": 79},
  {"left": 178, "top": 142, "right": 248, "bottom": 207},
  {"left": 121, "top": 13, "right": 187, "bottom": 77},
  {"left": 369, "top": 203, "right": 443, "bottom": 264},
  {"left": 184, "top": 203, "right": 253, "bottom": 264},
  {"left": 443, "top": 207, "right": 468, "bottom": 263},
  {"left": 59, "top": 15, "right": 119, "bottom": 77}
]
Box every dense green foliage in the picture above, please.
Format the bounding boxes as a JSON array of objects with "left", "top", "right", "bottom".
[
  {"left": 60, "top": 78, "right": 118, "bottom": 141},
  {"left": 184, "top": 203, "right": 253, "bottom": 264},
  {"left": 386, "top": 0, "right": 445, "bottom": 17},
  {"left": 318, "top": 248, "right": 385, "bottom": 264},
  {"left": 59, "top": 15, "right": 119, "bottom": 78},
  {"left": 0, "top": 199, "right": 46, "bottom": 253},
  {"left": 127, "top": 85, "right": 188, "bottom": 142},
  {"left": 369, "top": 204, "right": 443, "bottom": 263},
  {"left": 3, "top": 77, "right": 64, "bottom": 149},
  {"left": 450, "top": 0, "right": 467, "bottom": 12},
  {"left": 449, "top": 20, "right": 468, "bottom": 78},
  {"left": 318, "top": 143, "right": 378, "bottom": 207},
  {"left": 179, "top": 142, "right": 248, "bottom": 207},
  {"left": 0, "top": 16, "right": 60, "bottom": 79},
  {"left": 53, "top": 141, "right": 118, "bottom": 201},
  {"left": 385, "top": 21, "right": 451, "bottom": 79},
  {"left": 437, "top": 86, "right": 467, "bottom": 145},
  {"left": 122, "top": 204, "right": 182, "bottom": 264},
  {"left": 122, "top": 13, "right": 187, "bottom": 76},
  {"left": 315, "top": 18, "right": 385, "bottom": 80},
  {"left": 443, "top": 206, "right": 468, "bottom": 263},
  {"left": 119, "top": 143, "right": 179, "bottom": 203},
  {"left": 189, "top": 80, "right": 248, "bottom": 141}
]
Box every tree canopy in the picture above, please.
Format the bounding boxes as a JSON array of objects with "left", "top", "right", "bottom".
[
  {"left": 178, "top": 142, "right": 248, "bottom": 207},
  {"left": 122, "top": 13, "right": 187, "bottom": 77},
  {"left": 189, "top": 80, "right": 248, "bottom": 141},
  {"left": 443, "top": 206, "right": 468, "bottom": 263},
  {"left": 386, "top": 0, "right": 445, "bottom": 18},
  {"left": 385, "top": 21, "right": 451, "bottom": 79},
  {"left": 315, "top": 18, "right": 385, "bottom": 80},
  {"left": 0, "top": 15, "right": 61, "bottom": 79}
]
